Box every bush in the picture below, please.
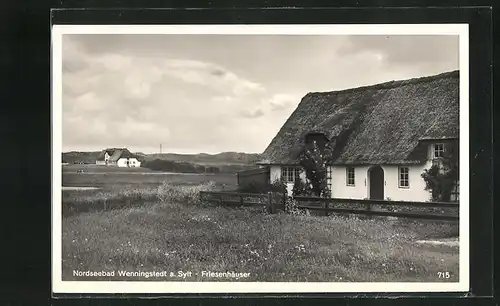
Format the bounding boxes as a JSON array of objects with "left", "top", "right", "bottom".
[
  {"left": 269, "top": 179, "right": 288, "bottom": 195},
  {"left": 421, "top": 141, "right": 459, "bottom": 202},
  {"left": 292, "top": 178, "right": 314, "bottom": 197},
  {"left": 237, "top": 179, "right": 287, "bottom": 195},
  {"left": 285, "top": 197, "right": 310, "bottom": 216},
  {"left": 297, "top": 141, "right": 333, "bottom": 198},
  {"left": 206, "top": 166, "right": 220, "bottom": 173},
  {"left": 142, "top": 159, "right": 220, "bottom": 174}
]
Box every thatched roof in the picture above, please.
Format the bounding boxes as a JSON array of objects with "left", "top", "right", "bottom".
[
  {"left": 259, "top": 70, "right": 459, "bottom": 166},
  {"left": 96, "top": 148, "right": 137, "bottom": 162}
]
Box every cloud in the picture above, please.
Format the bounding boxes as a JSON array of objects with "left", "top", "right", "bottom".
[
  {"left": 336, "top": 35, "right": 459, "bottom": 71},
  {"left": 159, "top": 59, "right": 266, "bottom": 96},
  {"left": 60, "top": 34, "right": 460, "bottom": 153},
  {"left": 268, "top": 93, "right": 298, "bottom": 111},
  {"left": 239, "top": 108, "right": 265, "bottom": 119},
  {"left": 61, "top": 35, "right": 271, "bottom": 153}
]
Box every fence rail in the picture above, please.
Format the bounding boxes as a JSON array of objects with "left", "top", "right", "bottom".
[
  {"left": 293, "top": 196, "right": 460, "bottom": 208},
  {"left": 199, "top": 191, "right": 268, "bottom": 207},
  {"left": 199, "top": 191, "right": 459, "bottom": 221}
]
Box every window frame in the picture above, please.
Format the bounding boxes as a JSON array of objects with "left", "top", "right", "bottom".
[
  {"left": 281, "top": 166, "right": 301, "bottom": 184},
  {"left": 433, "top": 143, "right": 445, "bottom": 159},
  {"left": 346, "top": 167, "right": 355, "bottom": 186},
  {"left": 398, "top": 166, "right": 410, "bottom": 188}
]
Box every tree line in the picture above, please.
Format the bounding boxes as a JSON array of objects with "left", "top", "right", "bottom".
[{"left": 141, "top": 159, "right": 220, "bottom": 174}]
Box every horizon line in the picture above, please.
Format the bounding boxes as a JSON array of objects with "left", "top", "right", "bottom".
[{"left": 61, "top": 150, "right": 262, "bottom": 155}]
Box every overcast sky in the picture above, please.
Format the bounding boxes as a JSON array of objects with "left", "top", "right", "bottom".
[{"left": 61, "top": 34, "right": 459, "bottom": 154}]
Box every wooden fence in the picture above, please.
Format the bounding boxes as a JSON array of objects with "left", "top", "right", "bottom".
[
  {"left": 199, "top": 191, "right": 459, "bottom": 221},
  {"left": 199, "top": 191, "right": 280, "bottom": 213},
  {"left": 236, "top": 167, "right": 270, "bottom": 188}
]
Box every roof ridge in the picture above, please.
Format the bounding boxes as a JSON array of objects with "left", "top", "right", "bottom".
[{"left": 305, "top": 70, "right": 459, "bottom": 97}]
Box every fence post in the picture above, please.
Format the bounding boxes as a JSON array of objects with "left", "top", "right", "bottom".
[
  {"left": 219, "top": 194, "right": 223, "bottom": 206},
  {"left": 323, "top": 199, "right": 328, "bottom": 216},
  {"left": 267, "top": 192, "right": 276, "bottom": 214},
  {"left": 240, "top": 194, "right": 244, "bottom": 206},
  {"left": 267, "top": 192, "right": 271, "bottom": 213},
  {"left": 366, "top": 201, "right": 372, "bottom": 219}
]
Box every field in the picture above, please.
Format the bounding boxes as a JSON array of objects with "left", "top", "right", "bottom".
[
  {"left": 61, "top": 164, "right": 459, "bottom": 283},
  {"left": 62, "top": 164, "right": 237, "bottom": 189}
]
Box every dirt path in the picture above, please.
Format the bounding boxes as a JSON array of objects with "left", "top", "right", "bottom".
[{"left": 415, "top": 238, "right": 459, "bottom": 247}]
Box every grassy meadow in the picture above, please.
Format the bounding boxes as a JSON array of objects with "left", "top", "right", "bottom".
[
  {"left": 62, "top": 164, "right": 237, "bottom": 188},
  {"left": 61, "top": 164, "right": 459, "bottom": 282}
]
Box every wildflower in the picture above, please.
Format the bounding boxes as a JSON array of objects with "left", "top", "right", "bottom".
[{"left": 294, "top": 244, "right": 306, "bottom": 252}]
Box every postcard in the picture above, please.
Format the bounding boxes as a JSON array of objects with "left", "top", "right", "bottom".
[{"left": 51, "top": 23, "right": 469, "bottom": 294}]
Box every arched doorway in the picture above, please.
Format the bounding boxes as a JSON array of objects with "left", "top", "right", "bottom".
[{"left": 368, "top": 166, "right": 384, "bottom": 200}]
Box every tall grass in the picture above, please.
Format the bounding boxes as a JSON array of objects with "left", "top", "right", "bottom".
[
  {"left": 62, "top": 181, "right": 459, "bottom": 282},
  {"left": 62, "top": 195, "right": 459, "bottom": 282},
  {"left": 157, "top": 181, "right": 216, "bottom": 204},
  {"left": 62, "top": 181, "right": 216, "bottom": 216}
]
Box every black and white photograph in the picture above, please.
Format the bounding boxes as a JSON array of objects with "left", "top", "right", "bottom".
[{"left": 51, "top": 24, "right": 469, "bottom": 294}]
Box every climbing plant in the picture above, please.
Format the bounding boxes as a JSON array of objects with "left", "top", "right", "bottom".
[
  {"left": 296, "top": 141, "right": 333, "bottom": 198},
  {"left": 421, "top": 141, "right": 459, "bottom": 202}
]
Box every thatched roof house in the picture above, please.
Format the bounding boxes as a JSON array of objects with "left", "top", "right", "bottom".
[
  {"left": 259, "top": 70, "right": 459, "bottom": 202},
  {"left": 259, "top": 70, "right": 459, "bottom": 166},
  {"left": 96, "top": 148, "right": 137, "bottom": 161},
  {"left": 96, "top": 148, "right": 141, "bottom": 167}
]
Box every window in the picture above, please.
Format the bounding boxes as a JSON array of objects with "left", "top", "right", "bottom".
[
  {"left": 399, "top": 166, "right": 410, "bottom": 188},
  {"left": 451, "top": 181, "right": 459, "bottom": 202},
  {"left": 281, "top": 167, "right": 301, "bottom": 183},
  {"left": 434, "top": 143, "right": 445, "bottom": 158},
  {"left": 346, "top": 167, "right": 355, "bottom": 186}
]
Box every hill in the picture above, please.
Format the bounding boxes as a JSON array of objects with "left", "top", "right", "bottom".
[
  {"left": 62, "top": 151, "right": 101, "bottom": 164},
  {"left": 145, "top": 152, "right": 262, "bottom": 165}
]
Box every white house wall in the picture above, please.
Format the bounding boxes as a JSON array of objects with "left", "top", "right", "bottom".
[
  {"left": 383, "top": 162, "right": 432, "bottom": 202},
  {"left": 117, "top": 158, "right": 141, "bottom": 168},
  {"left": 269, "top": 144, "right": 447, "bottom": 202},
  {"left": 270, "top": 166, "right": 281, "bottom": 182},
  {"left": 330, "top": 162, "right": 433, "bottom": 202},
  {"left": 330, "top": 165, "right": 371, "bottom": 199}
]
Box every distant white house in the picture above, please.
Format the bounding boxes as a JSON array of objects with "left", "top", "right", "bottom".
[
  {"left": 96, "top": 148, "right": 141, "bottom": 168},
  {"left": 257, "top": 70, "right": 459, "bottom": 202}
]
